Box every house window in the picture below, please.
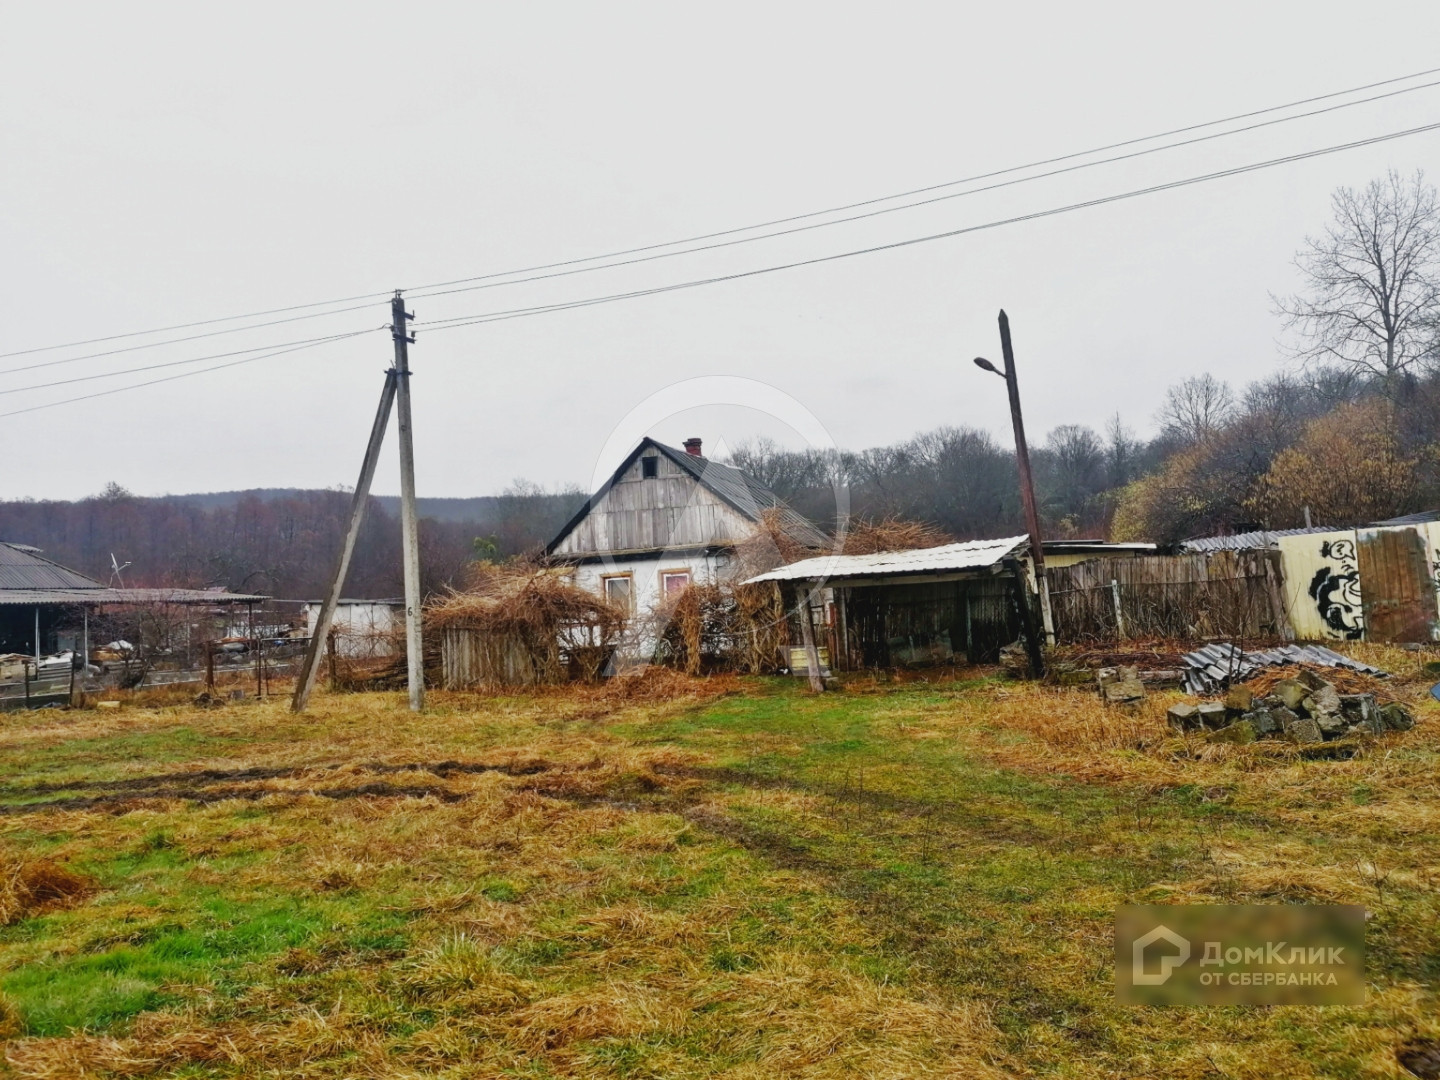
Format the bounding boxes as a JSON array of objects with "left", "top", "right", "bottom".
[
  {"left": 661, "top": 570, "right": 691, "bottom": 597},
  {"left": 641, "top": 456, "right": 659, "bottom": 479},
  {"left": 603, "top": 574, "right": 633, "bottom": 610}
]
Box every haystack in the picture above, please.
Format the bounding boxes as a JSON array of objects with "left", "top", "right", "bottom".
[{"left": 429, "top": 564, "right": 626, "bottom": 687}]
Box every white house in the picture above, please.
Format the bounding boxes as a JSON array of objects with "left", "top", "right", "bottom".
[
  {"left": 302, "top": 598, "right": 403, "bottom": 658},
  {"left": 545, "top": 437, "right": 826, "bottom": 643}
]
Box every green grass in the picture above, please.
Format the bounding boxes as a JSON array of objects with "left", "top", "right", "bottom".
[{"left": 0, "top": 675, "right": 1437, "bottom": 1077}]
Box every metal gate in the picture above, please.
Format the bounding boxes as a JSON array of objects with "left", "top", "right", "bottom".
[{"left": 1356, "top": 527, "right": 1439, "bottom": 643}]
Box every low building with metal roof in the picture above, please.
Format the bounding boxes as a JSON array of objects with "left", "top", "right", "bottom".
[{"left": 0, "top": 541, "right": 267, "bottom": 660}]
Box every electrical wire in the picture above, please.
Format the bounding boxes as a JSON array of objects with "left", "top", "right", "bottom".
[
  {"left": 414, "top": 119, "right": 1440, "bottom": 334},
  {"left": 4, "top": 63, "right": 1439, "bottom": 363},
  {"left": 404, "top": 77, "right": 1440, "bottom": 306},
  {"left": 0, "top": 301, "right": 387, "bottom": 379},
  {"left": 0, "top": 291, "right": 393, "bottom": 363},
  {"left": 5, "top": 119, "right": 1438, "bottom": 422},
  {"left": 0, "top": 329, "right": 380, "bottom": 420},
  {"left": 0, "top": 329, "right": 387, "bottom": 397}
]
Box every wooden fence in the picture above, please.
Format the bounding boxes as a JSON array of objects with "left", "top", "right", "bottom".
[{"left": 1048, "top": 551, "right": 1292, "bottom": 644}]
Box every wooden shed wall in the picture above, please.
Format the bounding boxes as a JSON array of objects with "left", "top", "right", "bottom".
[
  {"left": 442, "top": 626, "right": 546, "bottom": 688},
  {"left": 836, "top": 574, "right": 1022, "bottom": 668}
]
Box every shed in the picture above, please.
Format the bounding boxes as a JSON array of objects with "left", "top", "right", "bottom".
[{"left": 744, "top": 537, "right": 1033, "bottom": 667}]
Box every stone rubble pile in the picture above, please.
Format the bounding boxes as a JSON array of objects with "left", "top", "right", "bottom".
[{"left": 1166, "top": 669, "right": 1415, "bottom": 744}]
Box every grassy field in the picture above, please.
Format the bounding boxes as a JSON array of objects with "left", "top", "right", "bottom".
[{"left": 1, "top": 657, "right": 1437, "bottom": 1078}]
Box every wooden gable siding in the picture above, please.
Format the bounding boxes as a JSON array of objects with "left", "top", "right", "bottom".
[{"left": 553, "top": 452, "right": 758, "bottom": 555}]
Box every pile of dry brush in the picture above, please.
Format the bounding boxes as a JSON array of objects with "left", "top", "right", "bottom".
[{"left": 428, "top": 563, "right": 627, "bottom": 685}]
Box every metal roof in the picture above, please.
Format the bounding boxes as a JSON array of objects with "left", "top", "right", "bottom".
[
  {"left": 0, "top": 542, "right": 108, "bottom": 591},
  {"left": 743, "top": 535, "right": 1028, "bottom": 584},
  {"left": 0, "top": 587, "right": 268, "bottom": 606},
  {"left": 1177, "top": 527, "right": 1338, "bottom": 553},
  {"left": 1370, "top": 510, "right": 1440, "bottom": 526},
  {"left": 0, "top": 544, "right": 266, "bottom": 605}
]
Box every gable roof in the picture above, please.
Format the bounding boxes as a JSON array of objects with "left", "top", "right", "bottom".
[{"left": 546, "top": 438, "right": 828, "bottom": 556}]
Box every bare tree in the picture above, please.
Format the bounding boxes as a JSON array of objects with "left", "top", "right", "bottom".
[
  {"left": 1158, "top": 374, "right": 1234, "bottom": 443},
  {"left": 1275, "top": 169, "right": 1440, "bottom": 391},
  {"left": 1103, "top": 413, "right": 1141, "bottom": 488}
]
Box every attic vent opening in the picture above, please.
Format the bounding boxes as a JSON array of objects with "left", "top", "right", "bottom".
[{"left": 641, "top": 456, "right": 659, "bottom": 479}]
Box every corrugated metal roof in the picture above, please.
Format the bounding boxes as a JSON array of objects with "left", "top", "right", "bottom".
[
  {"left": 1178, "top": 527, "right": 1337, "bottom": 553},
  {"left": 1370, "top": 510, "right": 1440, "bottom": 526},
  {"left": 743, "top": 535, "right": 1028, "bottom": 584},
  {"left": 0, "top": 542, "right": 108, "bottom": 591},
  {"left": 0, "top": 587, "right": 268, "bottom": 606}
]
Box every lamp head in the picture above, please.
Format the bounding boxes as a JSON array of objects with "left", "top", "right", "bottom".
[{"left": 973, "top": 356, "right": 1004, "bottom": 377}]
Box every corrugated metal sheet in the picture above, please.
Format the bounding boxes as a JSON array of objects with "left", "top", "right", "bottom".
[
  {"left": 1355, "top": 527, "right": 1439, "bottom": 642},
  {"left": 1180, "top": 642, "right": 1387, "bottom": 693},
  {"left": 744, "top": 536, "right": 1028, "bottom": 584},
  {"left": 1371, "top": 510, "right": 1440, "bottom": 526},
  {"left": 0, "top": 543, "right": 107, "bottom": 591},
  {"left": 1277, "top": 530, "right": 1363, "bottom": 641},
  {"left": 1179, "top": 527, "right": 1337, "bottom": 553},
  {"left": 0, "top": 587, "right": 267, "bottom": 606}
]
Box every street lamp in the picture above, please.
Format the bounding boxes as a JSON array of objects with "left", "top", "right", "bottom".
[{"left": 974, "top": 310, "right": 1056, "bottom": 661}]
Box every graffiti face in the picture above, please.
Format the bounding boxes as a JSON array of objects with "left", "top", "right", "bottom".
[{"left": 1310, "top": 540, "right": 1364, "bottom": 640}]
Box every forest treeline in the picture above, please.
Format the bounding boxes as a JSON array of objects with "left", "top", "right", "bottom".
[
  {"left": 2, "top": 170, "right": 1438, "bottom": 597},
  {"left": 0, "top": 483, "right": 583, "bottom": 601}
]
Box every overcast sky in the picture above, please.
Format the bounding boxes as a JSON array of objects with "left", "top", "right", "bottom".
[{"left": 2, "top": 1, "right": 1439, "bottom": 502}]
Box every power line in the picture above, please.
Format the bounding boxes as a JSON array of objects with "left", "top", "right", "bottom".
[
  {"left": 6, "top": 119, "right": 1438, "bottom": 423},
  {"left": 0, "top": 329, "right": 379, "bottom": 420},
  {"left": 404, "top": 77, "right": 1440, "bottom": 307},
  {"left": 4, "top": 63, "right": 1439, "bottom": 364},
  {"left": 414, "top": 119, "right": 1440, "bottom": 334},
  {"left": 408, "top": 67, "right": 1440, "bottom": 298},
  {"left": 0, "top": 291, "right": 393, "bottom": 363},
  {"left": 0, "top": 301, "right": 386, "bottom": 379},
  {"left": 0, "top": 329, "right": 387, "bottom": 397}
]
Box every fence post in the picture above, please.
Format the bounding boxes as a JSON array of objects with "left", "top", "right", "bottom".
[{"left": 1111, "top": 579, "right": 1126, "bottom": 640}]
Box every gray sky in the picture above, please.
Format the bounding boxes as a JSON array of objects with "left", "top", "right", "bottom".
[{"left": 3, "top": 1, "right": 1439, "bottom": 501}]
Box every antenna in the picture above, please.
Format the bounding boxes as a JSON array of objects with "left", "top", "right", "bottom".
[{"left": 109, "top": 553, "right": 131, "bottom": 588}]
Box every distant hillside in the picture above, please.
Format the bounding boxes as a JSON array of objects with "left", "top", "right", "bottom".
[
  {"left": 2, "top": 486, "right": 586, "bottom": 600},
  {"left": 161, "top": 489, "right": 510, "bottom": 525}
]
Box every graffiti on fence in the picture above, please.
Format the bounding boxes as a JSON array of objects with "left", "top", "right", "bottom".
[{"left": 1308, "top": 539, "right": 1364, "bottom": 640}]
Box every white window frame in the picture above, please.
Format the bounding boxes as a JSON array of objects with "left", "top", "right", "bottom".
[{"left": 602, "top": 573, "right": 634, "bottom": 610}]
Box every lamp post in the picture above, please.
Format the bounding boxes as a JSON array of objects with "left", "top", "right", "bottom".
[{"left": 974, "top": 309, "right": 1055, "bottom": 658}]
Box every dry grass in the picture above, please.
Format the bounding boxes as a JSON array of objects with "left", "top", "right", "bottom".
[
  {"left": 0, "top": 857, "right": 95, "bottom": 926},
  {"left": 1, "top": 663, "right": 1437, "bottom": 1077}
]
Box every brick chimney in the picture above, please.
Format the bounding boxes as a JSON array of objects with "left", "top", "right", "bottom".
[{"left": 683, "top": 437, "right": 703, "bottom": 457}]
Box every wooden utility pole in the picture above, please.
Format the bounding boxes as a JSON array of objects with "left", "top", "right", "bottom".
[
  {"left": 291, "top": 369, "right": 398, "bottom": 712},
  {"left": 984, "top": 310, "right": 1055, "bottom": 650},
  {"left": 391, "top": 291, "right": 425, "bottom": 712}
]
